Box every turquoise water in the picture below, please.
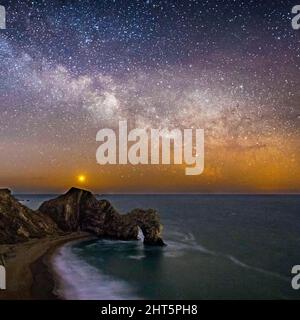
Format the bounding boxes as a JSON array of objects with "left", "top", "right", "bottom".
[{"left": 20, "top": 194, "right": 300, "bottom": 299}]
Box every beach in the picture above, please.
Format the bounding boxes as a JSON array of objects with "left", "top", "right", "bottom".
[
  {"left": 0, "top": 232, "right": 91, "bottom": 300},
  {"left": 0, "top": 194, "right": 299, "bottom": 300}
]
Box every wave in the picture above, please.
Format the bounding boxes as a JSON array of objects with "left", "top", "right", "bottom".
[
  {"left": 164, "top": 230, "right": 289, "bottom": 282},
  {"left": 52, "top": 229, "right": 289, "bottom": 300},
  {"left": 226, "top": 254, "right": 289, "bottom": 282},
  {"left": 52, "top": 242, "right": 140, "bottom": 300}
]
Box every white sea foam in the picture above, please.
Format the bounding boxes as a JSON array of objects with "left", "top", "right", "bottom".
[
  {"left": 138, "top": 228, "right": 145, "bottom": 241},
  {"left": 226, "top": 255, "right": 290, "bottom": 282},
  {"left": 128, "top": 254, "right": 146, "bottom": 260},
  {"left": 52, "top": 242, "right": 140, "bottom": 300},
  {"left": 53, "top": 230, "right": 289, "bottom": 300}
]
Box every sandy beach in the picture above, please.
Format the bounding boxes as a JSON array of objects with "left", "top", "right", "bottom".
[{"left": 0, "top": 232, "right": 91, "bottom": 300}]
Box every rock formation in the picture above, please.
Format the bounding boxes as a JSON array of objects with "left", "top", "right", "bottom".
[
  {"left": 39, "top": 187, "right": 165, "bottom": 246},
  {"left": 0, "top": 187, "right": 165, "bottom": 246},
  {"left": 0, "top": 189, "right": 60, "bottom": 244}
]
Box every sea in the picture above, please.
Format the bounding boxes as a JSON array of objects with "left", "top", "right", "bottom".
[{"left": 17, "top": 194, "right": 300, "bottom": 300}]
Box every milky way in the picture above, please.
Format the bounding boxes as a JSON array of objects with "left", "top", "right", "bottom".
[{"left": 0, "top": 0, "right": 299, "bottom": 193}]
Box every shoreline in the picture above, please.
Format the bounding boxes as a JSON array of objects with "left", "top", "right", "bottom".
[{"left": 0, "top": 233, "right": 92, "bottom": 300}]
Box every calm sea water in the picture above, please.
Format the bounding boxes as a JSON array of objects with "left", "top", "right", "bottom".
[{"left": 18, "top": 194, "right": 300, "bottom": 299}]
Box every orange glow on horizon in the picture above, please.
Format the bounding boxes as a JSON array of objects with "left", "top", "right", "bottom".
[{"left": 1, "top": 132, "right": 299, "bottom": 194}]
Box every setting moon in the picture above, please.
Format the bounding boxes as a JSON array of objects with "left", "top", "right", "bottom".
[{"left": 77, "top": 175, "right": 86, "bottom": 183}]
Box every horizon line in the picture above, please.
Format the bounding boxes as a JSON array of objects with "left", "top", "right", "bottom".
[{"left": 12, "top": 192, "right": 300, "bottom": 196}]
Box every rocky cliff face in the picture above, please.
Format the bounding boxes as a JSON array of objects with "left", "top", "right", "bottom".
[
  {"left": 0, "top": 187, "right": 165, "bottom": 246},
  {"left": 39, "top": 187, "right": 165, "bottom": 246},
  {"left": 0, "top": 189, "right": 60, "bottom": 244}
]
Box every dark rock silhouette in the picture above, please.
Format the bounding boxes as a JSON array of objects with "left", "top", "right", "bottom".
[
  {"left": 0, "top": 189, "right": 60, "bottom": 244},
  {"left": 0, "top": 187, "right": 165, "bottom": 246},
  {"left": 39, "top": 187, "right": 165, "bottom": 246}
]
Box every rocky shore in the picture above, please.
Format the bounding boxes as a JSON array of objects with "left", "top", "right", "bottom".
[
  {"left": 0, "top": 187, "right": 165, "bottom": 246},
  {"left": 39, "top": 187, "right": 165, "bottom": 246},
  {"left": 0, "top": 187, "right": 165, "bottom": 299}
]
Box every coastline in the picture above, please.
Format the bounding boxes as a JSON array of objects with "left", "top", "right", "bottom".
[{"left": 0, "top": 232, "right": 92, "bottom": 300}]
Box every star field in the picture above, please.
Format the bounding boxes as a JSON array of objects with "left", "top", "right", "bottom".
[{"left": 0, "top": 0, "right": 299, "bottom": 193}]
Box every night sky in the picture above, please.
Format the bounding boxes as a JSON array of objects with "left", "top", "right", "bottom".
[{"left": 0, "top": 0, "right": 299, "bottom": 193}]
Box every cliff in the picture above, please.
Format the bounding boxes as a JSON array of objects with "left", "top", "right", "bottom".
[
  {"left": 39, "top": 187, "right": 165, "bottom": 246},
  {"left": 0, "top": 188, "right": 165, "bottom": 246},
  {"left": 0, "top": 189, "right": 60, "bottom": 244}
]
